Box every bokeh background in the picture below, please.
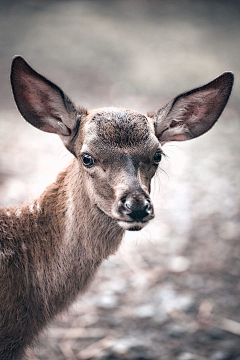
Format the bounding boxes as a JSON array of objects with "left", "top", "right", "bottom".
[{"left": 0, "top": 1, "right": 240, "bottom": 359}]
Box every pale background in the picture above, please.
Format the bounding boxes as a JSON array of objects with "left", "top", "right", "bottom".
[{"left": 0, "top": 1, "right": 239, "bottom": 359}]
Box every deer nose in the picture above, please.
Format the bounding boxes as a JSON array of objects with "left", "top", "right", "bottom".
[{"left": 123, "top": 198, "right": 152, "bottom": 221}]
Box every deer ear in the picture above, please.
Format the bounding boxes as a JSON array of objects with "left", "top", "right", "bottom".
[
  {"left": 11, "top": 56, "right": 85, "bottom": 153},
  {"left": 149, "top": 72, "right": 234, "bottom": 144}
]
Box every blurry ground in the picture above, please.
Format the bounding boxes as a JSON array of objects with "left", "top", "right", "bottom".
[{"left": 0, "top": 1, "right": 240, "bottom": 359}]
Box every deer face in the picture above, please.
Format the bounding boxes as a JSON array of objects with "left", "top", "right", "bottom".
[
  {"left": 10, "top": 56, "right": 234, "bottom": 231},
  {"left": 76, "top": 108, "right": 161, "bottom": 230}
]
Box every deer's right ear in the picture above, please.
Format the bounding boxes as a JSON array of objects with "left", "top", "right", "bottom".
[{"left": 11, "top": 56, "right": 85, "bottom": 154}]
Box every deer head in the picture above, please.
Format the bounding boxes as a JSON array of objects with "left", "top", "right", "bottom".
[{"left": 11, "top": 56, "right": 233, "bottom": 231}]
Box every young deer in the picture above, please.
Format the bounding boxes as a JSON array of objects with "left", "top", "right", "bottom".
[{"left": 0, "top": 56, "right": 233, "bottom": 359}]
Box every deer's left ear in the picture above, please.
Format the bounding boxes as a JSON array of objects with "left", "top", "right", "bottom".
[{"left": 149, "top": 72, "right": 234, "bottom": 144}]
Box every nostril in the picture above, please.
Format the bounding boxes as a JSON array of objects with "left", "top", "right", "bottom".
[
  {"left": 144, "top": 202, "right": 149, "bottom": 210},
  {"left": 122, "top": 199, "right": 152, "bottom": 220},
  {"left": 144, "top": 201, "right": 151, "bottom": 213},
  {"left": 124, "top": 201, "right": 133, "bottom": 214}
]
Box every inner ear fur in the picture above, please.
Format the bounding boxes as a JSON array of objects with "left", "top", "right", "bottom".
[
  {"left": 11, "top": 56, "right": 87, "bottom": 154},
  {"left": 149, "top": 72, "right": 234, "bottom": 144}
]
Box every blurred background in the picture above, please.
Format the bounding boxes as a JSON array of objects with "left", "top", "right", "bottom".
[{"left": 0, "top": 1, "right": 240, "bottom": 359}]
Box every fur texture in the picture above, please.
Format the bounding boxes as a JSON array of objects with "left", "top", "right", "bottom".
[
  {"left": 0, "top": 162, "right": 124, "bottom": 359},
  {"left": 0, "top": 56, "right": 233, "bottom": 359}
]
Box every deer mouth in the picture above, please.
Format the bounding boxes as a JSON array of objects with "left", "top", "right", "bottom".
[
  {"left": 128, "top": 226, "right": 142, "bottom": 231},
  {"left": 96, "top": 205, "right": 153, "bottom": 231},
  {"left": 117, "top": 220, "right": 150, "bottom": 231}
]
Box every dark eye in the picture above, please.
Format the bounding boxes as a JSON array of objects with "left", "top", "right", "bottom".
[
  {"left": 153, "top": 151, "right": 162, "bottom": 164},
  {"left": 82, "top": 154, "right": 94, "bottom": 167}
]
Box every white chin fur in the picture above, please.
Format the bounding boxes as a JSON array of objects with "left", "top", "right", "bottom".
[{"left": 117, "top": 221, "right": 147, "bottom": 231}]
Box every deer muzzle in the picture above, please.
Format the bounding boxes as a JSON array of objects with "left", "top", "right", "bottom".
[{"left": 114, "top": 189, "right": 155, "bottom": 231}]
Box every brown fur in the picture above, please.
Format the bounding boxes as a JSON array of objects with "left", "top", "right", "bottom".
[
  {"left": 0, "top": 56, "right": 233, "bottom": 359},
  {"left": 0, "top": 162, "right": 124, "bottom": 359}
]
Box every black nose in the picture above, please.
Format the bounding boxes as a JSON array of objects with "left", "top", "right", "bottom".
[{"left": 123, "top": 198, "right": 152, "bottom": 221}]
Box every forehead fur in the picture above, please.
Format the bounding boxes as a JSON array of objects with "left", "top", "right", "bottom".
[{"left": 89, "top": 108, "right": 152, "bottom": 148}]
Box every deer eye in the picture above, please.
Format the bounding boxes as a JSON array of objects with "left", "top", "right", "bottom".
[
  {"left": 82, "top": 154, "right": 94, "bottom": 167},
  {"left": 153, "top": 151, "right": 162, "bottom": 164}
]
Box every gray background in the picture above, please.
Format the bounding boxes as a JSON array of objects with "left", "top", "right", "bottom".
[{"left": 0, "top": 1, "right": 239, "bottom": 359}]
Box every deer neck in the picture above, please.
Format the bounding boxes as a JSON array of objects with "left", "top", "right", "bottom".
[
  {"left": 8, "top": 159, "right": 124, "bottom": 312},
  {"left": 0, "top": 160, "right": 125, "bottom": 350},
  {"left": 37, "top": 159, "right": 124, "bottom": 262}
]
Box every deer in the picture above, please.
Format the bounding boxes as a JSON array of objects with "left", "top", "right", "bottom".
[{"left": 0, "top": 56, "right": 233, "bottom": 359}]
